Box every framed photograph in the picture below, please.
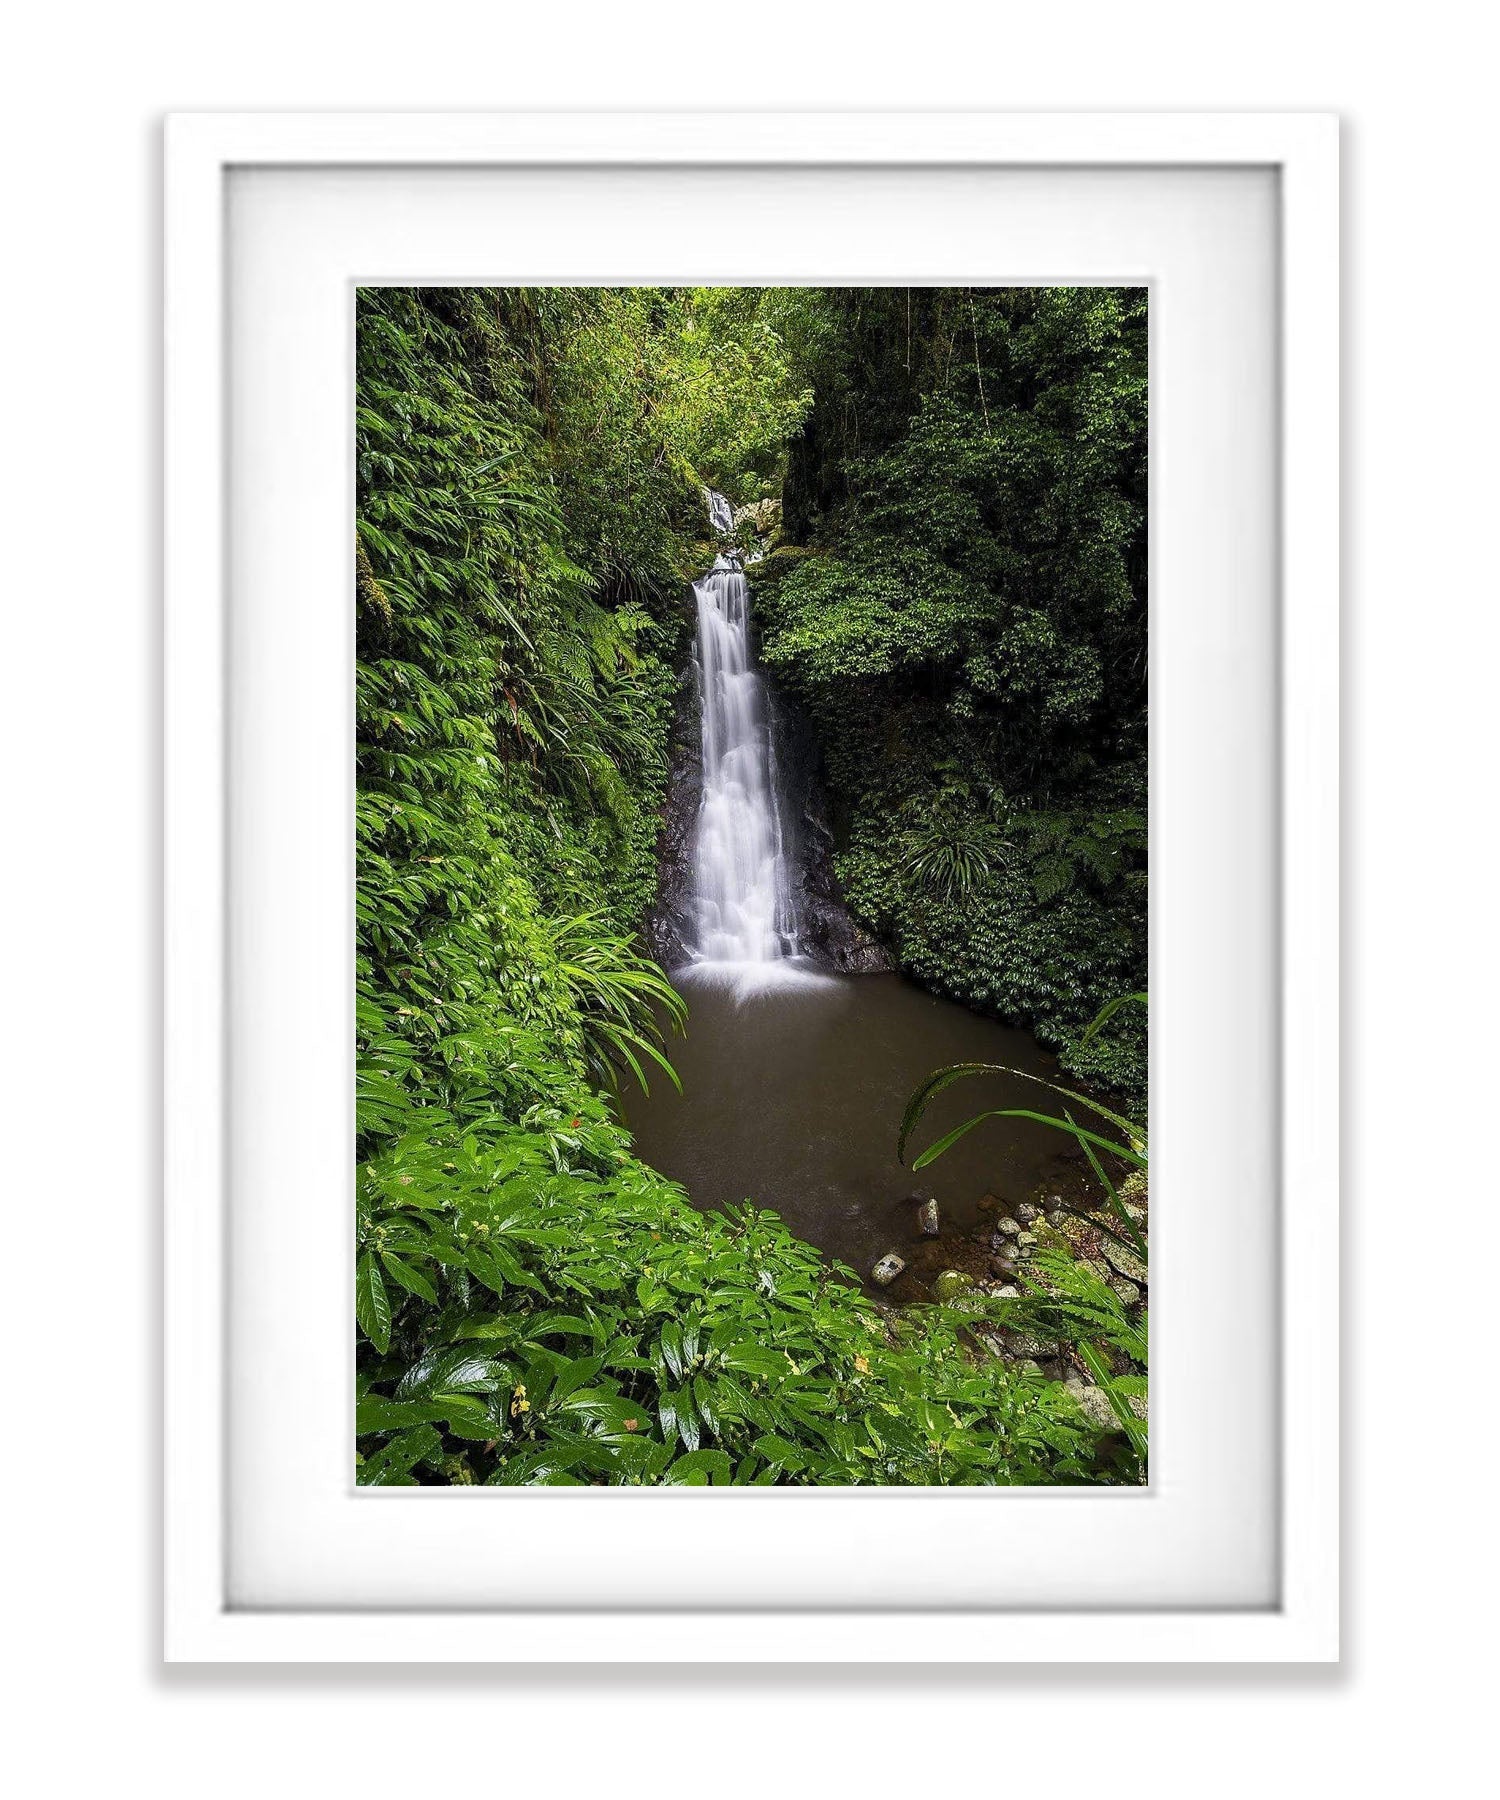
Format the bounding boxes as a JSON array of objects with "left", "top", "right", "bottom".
[{"left": 164, "top": 112, "right": 1338, "bottom": 1662}]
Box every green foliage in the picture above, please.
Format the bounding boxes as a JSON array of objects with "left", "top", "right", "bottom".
[
  {"left": 354, "top": 286, "right": 1125, "bottom": 1487},
  {"left": 758, "top": 287, "right": 1148, "bottom": 1100},
  {"left": 897, "top": 1057, "right": 1145, "bottom": 1174},
  {"left": 500, "top": 286, "right": 809, "bottom": 585},
  {"left": 538, "top": 911, "right": 687, "bottom": 1097},
  {"left": 355, "top": 1069, "right": 1109, "bottom": 1487},
  {"left": 356, "top": 288, "right": 685, "bottom": 1124},
  {"left": 897, "top": 1015, "right": 1150, "bottom": 1478}
]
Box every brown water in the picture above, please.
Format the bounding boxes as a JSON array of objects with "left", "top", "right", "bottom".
[{"left": 623, "top": 970, "right": 1073, "bottom": 1288}]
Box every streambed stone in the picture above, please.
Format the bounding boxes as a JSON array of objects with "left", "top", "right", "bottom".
[
  {"left": 1074, "top": 1386, "right": 1119, "bottom": 1431},
  {"left": 1100, "top": 1238, "right": 1148, "bottom": 1284},
  {"left": 932, "top": 1269, "right": 974, "bottom": 1302},
  {"left": 871, "top": 1252, "right": 906, "bottom": 1286}
]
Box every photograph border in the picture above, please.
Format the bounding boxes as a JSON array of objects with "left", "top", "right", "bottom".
[{"left": 165, "top": 111, "right": 1338, "bottom": 1663}]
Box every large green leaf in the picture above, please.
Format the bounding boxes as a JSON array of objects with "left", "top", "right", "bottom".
[
  {"left": 355, "top": 1253, "right": 391, "bottom": 1353},
  {"left": 662, "top": 1449, "right": 733, "bottom": 1485}
]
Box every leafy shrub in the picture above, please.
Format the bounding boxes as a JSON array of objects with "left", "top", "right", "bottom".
[
  {"left": 355, "top": 1043, "right": 1109, "bottom": 1487},
  {"left": 756, "top": 287, "right": 1148, "bottom": 1100},
  {"left": 898, "top": 1029, "right": 1150, "bottom": 1477}
]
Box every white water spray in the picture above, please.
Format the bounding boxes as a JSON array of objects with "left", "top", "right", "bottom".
[{"left": 682, "top": 495, "right": 825, "bottom": 994}]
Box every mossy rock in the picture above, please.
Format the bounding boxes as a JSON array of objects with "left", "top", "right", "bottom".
[
  {"left": 745, "top": 544, "right": 821, "bottom": 590},
  {"left": 932, "top": 1269, "right": 974, "bottom": 1303},
  {"left": 1100, "top": 1237, "right": 1148, "bottom": 1285}
]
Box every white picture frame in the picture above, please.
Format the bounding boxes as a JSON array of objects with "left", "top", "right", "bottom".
[{"left": 164, "top": 111, "right": 1338, "bottom": 1663}]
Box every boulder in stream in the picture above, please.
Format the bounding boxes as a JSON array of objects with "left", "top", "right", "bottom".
[
  {"left": 932, "top": 1269, "right": 974, "bottom": 1302},
  {"left": 1101, "top": 1237, "right": 1149, "bottom": 1285},
  {"left": 871, "top": 1251, "right": 906, "bottom": 1287}
]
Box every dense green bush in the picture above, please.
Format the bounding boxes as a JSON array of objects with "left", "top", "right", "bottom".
[
  {"left": 899, "top": 1041, "right": 1150, "bottom": 1476},
  {"left": 356, "top": 1045, "right": 1106, "bottom": 1486},
  {"left": 756, "top": 287, "right": 1148, "bottom": 1099}
]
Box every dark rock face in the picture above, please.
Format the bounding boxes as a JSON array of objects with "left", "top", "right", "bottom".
[
  {"left": 643, "top": 656, "right": 704, "bottom": 971},
  {"left": 643, "top": 632, "right": 894, "bottom": 979},
  {"left": 769, "top": 684, "right": 894, "bottom": 975}
]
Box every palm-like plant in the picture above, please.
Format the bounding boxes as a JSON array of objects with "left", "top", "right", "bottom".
[
  {"left": 905, "top": 790, "right": 1017, "bottom": 898},
  {"left": 907, "top": 826, "right": 995, "bottom": 897},
  {"left": 542, "top": 912, "right": 687, "bottom": 1096}
]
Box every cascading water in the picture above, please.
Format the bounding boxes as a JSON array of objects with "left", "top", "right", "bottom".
[
  {"left": 680, "top": 494, "right": 823, "bottom": 993},
  {"left": 628, "top": 499, "right": 1062, "bottom": 1282}
]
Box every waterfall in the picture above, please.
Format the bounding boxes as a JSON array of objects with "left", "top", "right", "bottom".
[{"left": 681, "top": 494, "right": 824, "bottom": 993}]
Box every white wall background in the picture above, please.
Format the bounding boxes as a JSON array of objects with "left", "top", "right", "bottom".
[{"left": 4, "top": 3, "right": 1492, "bottom": 1791}]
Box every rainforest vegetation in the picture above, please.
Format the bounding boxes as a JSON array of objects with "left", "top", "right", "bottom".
[{"left": 355, "top": 285, "right": 1148, "bottom": 1487}]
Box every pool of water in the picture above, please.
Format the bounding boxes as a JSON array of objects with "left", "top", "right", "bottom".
[{"left": 622, "top": 970, "right": 1074, "bottom": 1287}]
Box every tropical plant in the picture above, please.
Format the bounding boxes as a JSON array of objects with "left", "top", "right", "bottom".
[
  {"left": 907, "top": 824, "right": 996, "bottom": 897},
  {"left": 354, "top": 1069, "right": 1110, "bottom": 1488},
  {"left": 755, "top": 286, "right": 1147, "bottom": 1099},
  {"left": 536, "top": 911, "right": 687, "bottom": 1096},
  {"left": 897, "top": 993, "right": 1150, "bottom": 1474}
]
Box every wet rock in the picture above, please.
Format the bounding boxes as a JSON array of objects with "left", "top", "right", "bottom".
[
  {"left": 1016, "top": 1231, "right": 1038, "bottom": 1248},
  {"left": 871, "top": 1252, "right": 906, "bottom": 1287},
  {"left": 991, "top": 1284, "right": 1020, "bottom": 1300},
  {"left": 986, "top": 1255, "right": 1017, "bottom": 1279},
  {"left": 1047, "top": 1208, "right": 1068, "bottom": 1227},
  {"left": 996, "top": 1216, "right": 1022, "bottom": 1237},
  {"left": 1015, "top": 1201, "right": 1039, "bottom": 1224},
  {"left": 932, "top": 1269, "right": 974, "bottom": 1302},
  {"left": 826, "top": 926, "right": 897, "bottom": 977},
  {"left": 1074, "top": 1386, "right": 1119, "bottom": 1431},
  {"left": 1100, "top": 1237, "right": 1149, "bottom": 1285},
  {"left": 916, "top": 1197, "right": 941, "bottom": 1237},
  {"left": 1071, "top": 1373, "right": 1146, "bottom": 1426},
  {"left": 977, "top": 1193, "right": 1000, "bottom": 1212},
  {"left": 643, "top": 656, "right": 707, "bottom": 969},
  {"left": 732, "top": 497, "right": 782, "bottom": 537},
  {"left": 1109, "top": 1275, "right": 1142, "bottom": 1306},
  {"left": 770, "top": 693, "right": 895, "bottom": 976}
]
